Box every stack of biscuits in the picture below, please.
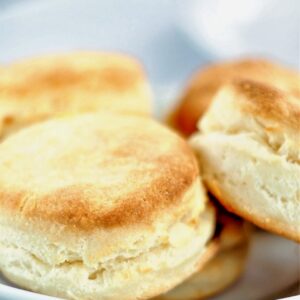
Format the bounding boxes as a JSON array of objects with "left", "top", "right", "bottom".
[{"left": 0, "top": 53, "right": 298, "bottom": 300}]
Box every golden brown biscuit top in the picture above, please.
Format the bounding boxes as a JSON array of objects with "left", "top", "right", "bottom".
[
  {"left": 170, "top": 59, "right": 300, "bottom": 136},
  {"left": 199, "top": 79, "right": 300, "bottom": 163},
  {"left": 0, "top": 52, "right": 152, "bottom": 139},
  {"left": 0, "top": 113, "right": 198, "bottom": 230},
  {"left": 1, "top": 52, "right": 142, "bottom": 96},
  {"left": 232, "top": 80, "right": 300, "bottom": 132}
]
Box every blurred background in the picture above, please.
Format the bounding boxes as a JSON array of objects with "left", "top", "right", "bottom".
[{"left": 0, "top": 0, "right": 299, "bottom": 114}]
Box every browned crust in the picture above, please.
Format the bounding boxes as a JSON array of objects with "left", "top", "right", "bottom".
[
  {"left": 0, "top": 166, "right": 197, "bottom": 230},
  {"left": 0, "top": 52, "right": 152, "bottom": 140},
  {"left": 169, "top": 58, "right": 300, "bottom": 136},
  {"left": 206, "top": 180, "right": 300, "bottom": 243},
  {"left": 213, "top": 203, "right": 251, "bottom": 251},
  {"left": 0, "top": 114, "right": 199, "bottom": 230},
  {"left": 1, "top": 58, "right": 142, "bottom": 97},
  {"left": 231, "top": 79, "right": 300, "bottom": 132}
]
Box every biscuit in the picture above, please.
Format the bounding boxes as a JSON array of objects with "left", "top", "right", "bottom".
[
  {"left": 0, "top": 52, "right": 152, "bottom": 139},
  {"left": 165, "top": 69, "right": 252, "bottom": 298},
  {"left": 155, "top": 244, "right": 248, "bottom": 300},
  {"left": 169, "top": 59, "right": 300, "bottom": 136},
  {"left": 154, "top": 202, "right": 250, "bottom": 300},
  {"left": 0, "top": 112, "right": 215, "bottom": 300},
  {"left": 191, "top": 80, "right": 300, "bottom": 242}
]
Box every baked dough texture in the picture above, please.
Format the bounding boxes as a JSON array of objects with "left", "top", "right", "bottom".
[
  {"left": 154, "top": 210, "right": 250, "bottom": 300},
  {"left": 0, "top": 52, "right": 152, "bottom": 139},
  {"left": 191, "top": 80, "right": 300, "bottom": 242},
  {"left": 0, "top": 112, "right": 215, "bottom": 300},
  {"left": 169, "top": 58, "right": 300, "bottom": 136},
  {"left": 164, "top": 64, "right": 253, "bottom": 298}
]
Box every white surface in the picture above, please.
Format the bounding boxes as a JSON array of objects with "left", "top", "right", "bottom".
[
  {"left": 177, "top": 0, "right": 300, "bottom": 67},
  {"left": 213, "top": 232, "right": 299, "bottom": 300},
  {"left": 0, "top": 0, "right": 205, "bottom": 108}
]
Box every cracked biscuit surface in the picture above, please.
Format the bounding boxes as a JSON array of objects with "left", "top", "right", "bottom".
[{"left": 191, "top": 80, "right": 300, "bottom": 242}]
